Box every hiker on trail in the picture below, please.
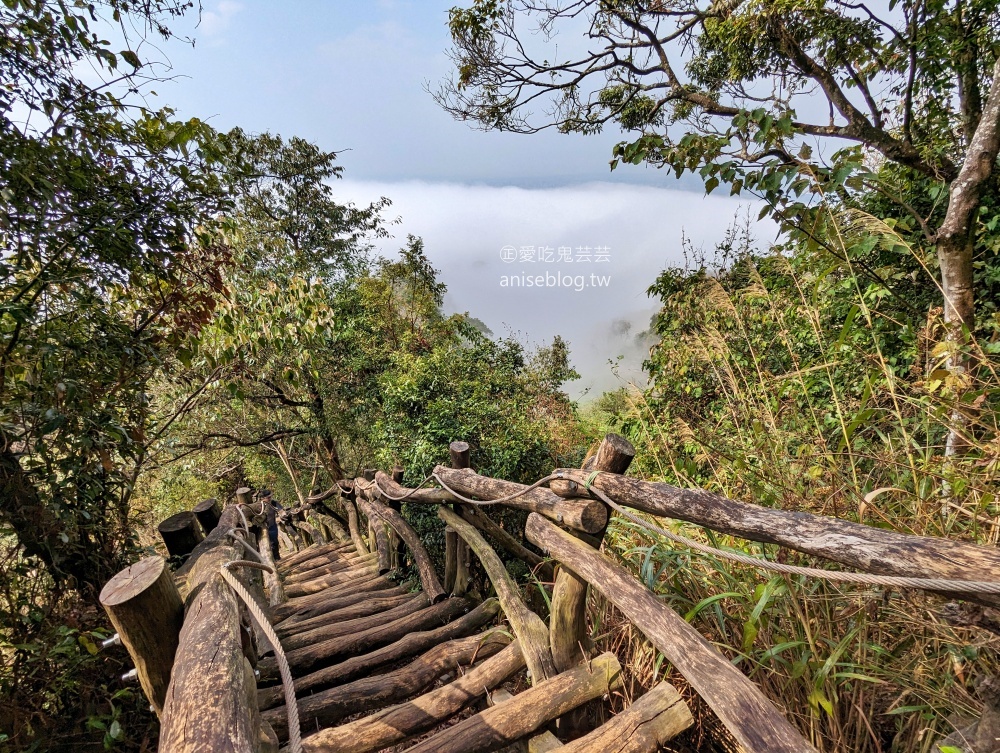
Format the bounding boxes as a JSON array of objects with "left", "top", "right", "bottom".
[{"left": 260, "top": 489, "right": 282, "bottom": 561}]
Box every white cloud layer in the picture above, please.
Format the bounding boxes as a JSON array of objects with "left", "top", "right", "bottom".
[{"left": 337, "top": 180, "right": 775, "bottom": 398}]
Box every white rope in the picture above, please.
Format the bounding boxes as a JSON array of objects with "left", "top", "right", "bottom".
[
  {"left": 367, "top": 467, "right": 1000, "bottom": 594},
  {"left": 575, "top": 474, "right": 1000, "bottom": 594},
  {"left": 220, "top": 534, "right": 301, "bottom": 753},
  {"left": 226, "top": 529, "right": 264, "bottom": 564},
  {"left": 235, "top": 504, "right": 251, "bottom": 534}
]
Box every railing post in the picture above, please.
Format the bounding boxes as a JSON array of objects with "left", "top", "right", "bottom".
[
  {"left": 363, "top": 469, "right": 378, "bottom": 554},
  {"left": 444, "top": 526, "right": 458, "bottom": 592},
  {"left": 449, "top": 441, "right": 472, "bottom": 596},
  {"left": 157, "top": 511, "right": 204, "bottom": 558},
  {"left": 99, "top": 555, "right": 184, "bottom": 716},
  {"left": 550, "top": 433, "right": 634, "bottom": 736},
  {"left": 388, "top": 465, "right": 406, "bottom": 569},
  {"left": 192, "top": 497, "right": 222, "bottom": 533}
]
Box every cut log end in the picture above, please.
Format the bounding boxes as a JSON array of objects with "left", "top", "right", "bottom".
[
  {"left": 157, "top": 511, "right": 204, "bottom": 557},
  {"left": 100, "top": 555, "right": 170, "bottom": 606},
  {"left": 449, "top": 440, "right": 471, "bottom": 469}
]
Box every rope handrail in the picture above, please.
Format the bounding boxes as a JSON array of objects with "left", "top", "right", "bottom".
[
  {"left": 568, "top": 471, "right": 1000, "bottom": 595},
  {"left": 365, "top": 471, "right": 562, "bottom": 507},
  {"left": 360, "top": 467, "right": 1000, "bottom": 595},
  {"left": 220, "top": 528, "right": 302, "bottom": 753}
]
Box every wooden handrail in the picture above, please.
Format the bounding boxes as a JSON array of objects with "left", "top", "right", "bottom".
[
  {"left": 159, "top": 505, "right": 276, "bottom": 752},
  {"left": 357, "top": 492, "right": 447, "bottom": 603},
  {"left": 525, "top": 511, "right": 816, "bottom": 753},
  {"left": 432, "top": 466, "right": 608, "bottom": 534},
  {"left": 554, "top": 467, "right": 1000, "bottom": 606}
]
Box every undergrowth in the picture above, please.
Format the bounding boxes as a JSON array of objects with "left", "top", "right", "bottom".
[{"left": 583, "top": 207, "right": 1000, "bottom": 752}]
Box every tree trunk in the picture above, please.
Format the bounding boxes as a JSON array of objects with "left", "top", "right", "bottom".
[
  {"left": 0, "top": 432, "right": 99, "bottom": 594},
  {"left": 936, "top": 56, "right": 1000, "bottom": 457}
]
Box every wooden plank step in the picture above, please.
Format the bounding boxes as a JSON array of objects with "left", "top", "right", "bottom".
[
  {"left": 297, "top": 640, "right": 527, "bottom": 753},
  {"left": 264, "top": 630, "right": 512, "bottom": 739},
  {"left": 257, "top": 596, "right": 475, "bottom": 682},
  {"left": 258, "top": 598, "right": 503, "bottom": 708}
]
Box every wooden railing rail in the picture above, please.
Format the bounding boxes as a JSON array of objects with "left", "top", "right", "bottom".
[
  {"left": 158, "top": 504, "right": 277, "bottom": 752},
  {"left": 99, "top": 430, "right": 1000, "bottom": 753}
]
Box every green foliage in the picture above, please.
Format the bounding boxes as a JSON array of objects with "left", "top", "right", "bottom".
[
  {"left": 0, "top": 2, "right": 235, "bottom": 749},
  {"left": 603, "top": 205, "right": 1000, "bottom": 751}
]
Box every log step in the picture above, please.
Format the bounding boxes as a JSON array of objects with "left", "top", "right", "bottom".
[
  {"left": 265, "top": 630, "right": 512, "bottom": 739},
  {"left": 257, "top": 596, "right": 475, "bottom": 682},
  {"left": 258, "top": 598, "right": 503, "bottom": 708}
]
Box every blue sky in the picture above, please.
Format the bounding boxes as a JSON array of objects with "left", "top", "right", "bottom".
[
  {"left": 161, "top": 0, "right": 666, "bottom": 187},
  {"left": 153, "top": 1, "right": 766, "bottom": 395}
]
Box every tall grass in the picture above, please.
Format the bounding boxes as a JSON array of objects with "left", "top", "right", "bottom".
[{"left": 586, "top": 208, "right": 1000, "bottom": 752}]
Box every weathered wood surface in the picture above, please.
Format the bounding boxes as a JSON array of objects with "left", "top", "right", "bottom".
[
  {"left": 530, "top": 734, "right": 564, "bottom": 753},
  {"left": 311, "top": 512, "right": 349, "bottom": 543},
  {"left": 444, "top": 525, "right": 458, "bottom": 592},
  {"left": 551, "top": 434, "right": 634, "bottom": 737},
  {"left": 366, "top": 472, "right": 456, "bottom": 505},
  {"left": 439, "top": 505, "right": 557, "bottom": 683},
  {"left": 157, "top": 511, "right": 204, "bottom": 558},
  {"left": 265, "top": 631, "right": 512, "bottom": 739},
  {"left": 448, "top": 443, "right": 474, "bottom": 597},
  {"left": 255, "top": 529, "right": 285, "bottom": 608},
  {"left": 372, "top": 520, "right": 391, "bottom": 573},
  {"left": 555, "top": 467, "right": 1000, "bottom": 606},
  {"left": 282, "top": 571, "right": 395, "bottom": 610},
  {"left": 359, "top": 491, "right": 447, "bottom": 602},
  {"left": 271, "top": 584, "right": 408, "bottom": 625},
  {"left": 280, "top": 594, "right": 430, "bottom": 652},
  {"left": 559, "top": 681, "right": 693, "bottom": 752},
  {"left": 285, "top": 550, "right": 374, "bottom": 578},
  {"left": 277, "top": 541, "right": 352, "bottom": 572},
  {"left": 274, "top": 589, "right": 409, "bottom": 631},
  {"left": 297, "top": 521, "right": 325, "bottom": 547},
  {"left": 460, "top": 504, "right": 554, "bottom": 582},
  {"left": 404, "top": 652, "right": 622, "bottom": 753},
  {"left": 550, "top": 433, "right": 635, "bottom": 499},
  {"left": 276, "top": 592, "right": 414, "bottom": 639},
  {"left": 489, "top": 689, "right": 562, "bottom": 753},
  {"left": 260, "top": 598, "right": 504, "bottom": 708},
  {"left": 449, "top": 439, "right": 471, "bottom": 468},
  {"left": 526, "top": 513, "right": 815, "bottom": 753},
  {"left": 287, "top": 544, "right": 369, "bottom": 570},
  {"left": 343, "top": 499, "right": 368, "bottom": 556},
  {"left": 192, "top": 498, "right": 222, "bottom": 534},
  {"left": 283, "top": 562, "right": 380, "bottom": 598},
  {"left": 277, "top": 528, "right": 295, "bottom": 553},
  {"left": 283, "top": 552, "right": 377, "bottom": 586},
  {"left": 299, "top": 640, "right": 526, "bottom": 753},
  {"left": 99, "top": 556, "right": 184, "bottom": 715},
  {"left": 160, "top": 508, "right": 271, "bottom": 752},
  {"left": 257, "top": 596, "right": 474, "bottom": 681},
  {"left": 434, "top": 466, "right": 608, "bottom": 534}
]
